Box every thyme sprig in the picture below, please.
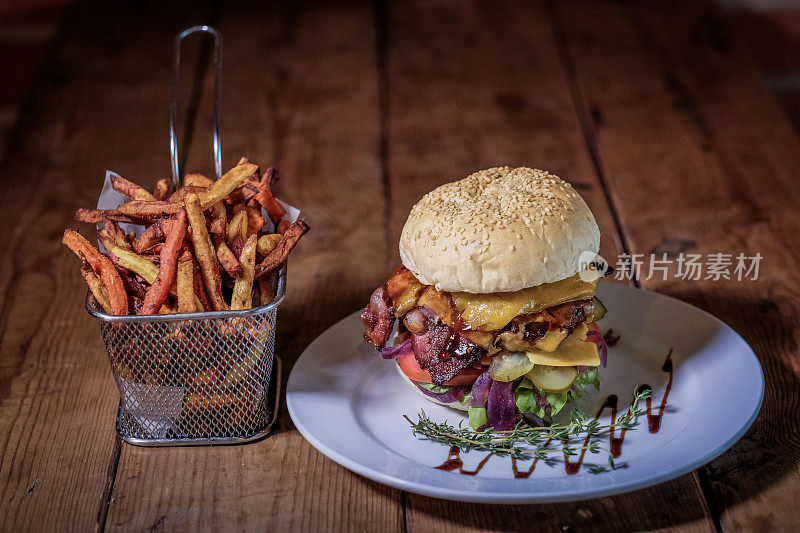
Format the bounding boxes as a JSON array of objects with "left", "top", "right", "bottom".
[{"left": 405, "top": 387, "right": 652, "bottom": 472}]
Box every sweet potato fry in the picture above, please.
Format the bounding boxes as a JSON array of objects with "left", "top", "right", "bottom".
[
  {"left": 176, "top": 251, "right": 195, "bottom": 313},
  {"left": 153, "top": 178, "right": 170, "bottom": 201},
  {"left": 245, "top": 206, "right": 266, "bottom": 236},
  {"left": 223, "top": 182, "right": 259, "bottom": 206},
  {"left": 198, "top": 163, "right": 258, "bottom": 208},
  {"left": 75, "top": 208, "right": 148, "bottom": 225},
  {"left": 114, "top": 265, "right": 147, "bottom": 301},
  {"left": 110, "top": 174, "right": 155, "bottom": 201},
  {"left": 185, "top": 192, "right": 228, "bottom": 311},
  {"left": 231, "top": 235, "right": 257, "bottom": 310},
  {"left": 258, "top": 275, "right": 276, "bottom": 306},
  {"left": 63, "top": 230, "right": 128, "bottom": 315},
  {"left": 254, "top": 220, "right": 309, "bottom": 278},
  {"left": 276, "top": 218, "right": 291, "bottom": 234},
  {"left": 81, "top": 258, "right": 112, "bottom": 313},
  {"left": 133, "top": 219, "right": 165, "bottom": 253},
  {"left": 117, "top": 200, "right": 182, "bottom": 218},
  {"left": 216, "top": 242, "right": 244, "bottom": 278},
  {"left": 254, "top": 184, "right": 286, "bottom": 224},
  {"left": 261, "top": 167, "right": 279, "bottom": 188},
  {"left": 141, "top": 210, "right": 187, "bottom": 315}
]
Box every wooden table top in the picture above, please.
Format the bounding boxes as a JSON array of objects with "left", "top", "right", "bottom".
[{"left": 2, "top": 0, "right": 799, "bottom": 530}]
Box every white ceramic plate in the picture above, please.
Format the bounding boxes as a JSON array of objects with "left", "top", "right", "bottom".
[{"left": 287, "top": 282, "right": 763, "bottom": 503}]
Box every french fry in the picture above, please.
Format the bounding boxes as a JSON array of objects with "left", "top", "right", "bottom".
[
  {"left": 63, "top": 230, "right": 128, "bottom": 315},
  {"left": 254, "top": 220, "right": 309, "bottom": 278},
  {"left": 209, "top": 202, "right": 227, "bottom": 235},
  {"left": 117, "top": 200, "right": 182, "bottom": 218},
  {"left": 153, "top": 178, "right": 170, "bottom": 201},
  {"left": 191, "top": 260, "right": 211, "bottom": 311},
  {"left": 184, "top": 173, "right": 213, "bottom": 188},
  {"left": 231, "top": 235, "right": 257, "bottom": 310},
  {"left": 80, "top": 258, "right": 112, "bottom": 313},
  {"left": 108, "top": 246, "right": 160, "bottom": 282},
  {"left": 216, "top": 242, "right": 244, "bottom": 278},
  {"left": 141, "top": 210, "right": 187, "bottom": 315},
  {"left": 133, "top": 219, "right": 165, "bottom": 253},
  {"left": 98, "top": 220, "right": 132, "bottom": 252},
  {"left": 169, "top": 184, "right": 206, "bottom": 203},
  {"left": 185, "top": 192, "right": 229, "bottom": 311},
  {"left": 256, "top": 233, "right": 282, "bottom": 256},
  {"left": 110, "top": 175, "right": 155, "bottom": 201},
  {"left": 68, "top": 159, "right": 306, "bottom": 320},
  {"left": 198, "top": 163, "right": 258, "bottom": 208},
  {"left": 176, "top": 251, "right": 195, "bottom": 313},
  {"left": 227, "top": 206, "right": 247, "bottom": 242}
]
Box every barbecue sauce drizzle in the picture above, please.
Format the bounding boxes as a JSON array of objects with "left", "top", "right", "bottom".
[{"left": 437, "top": 349, "right": 675, "bottom": 478}]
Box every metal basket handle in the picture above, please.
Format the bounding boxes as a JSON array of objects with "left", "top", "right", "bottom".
[{"left": 170, "top": 25, "right": 222, "bottom": 188}]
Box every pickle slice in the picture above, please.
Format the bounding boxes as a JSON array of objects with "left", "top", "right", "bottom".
[
  {"left": 525, "top": 365, "right": 579, "bottom": 393},
  {"left": 488, "top": 352, "right": 535, "bottom": 382},
  {"left": 592, "top": 296, "right": 607, "bottom": 321}
]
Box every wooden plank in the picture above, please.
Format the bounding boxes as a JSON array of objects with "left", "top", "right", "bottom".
[
  {"left": 0, "top": 2, "right": 215, "bottom": 530},
  {"left": 383, "top": 0, "right": 716, "bottom": 530},
  {"left": 555, "top": 0, "right": 800, "bottom": 531},
  {"left": 103, "top": 1, "right": 404, "bottom": 530}
]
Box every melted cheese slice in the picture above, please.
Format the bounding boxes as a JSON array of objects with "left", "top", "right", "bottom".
[
  {"left": 450, "top": 272, "right": 597, "bottom": 331},
  {"left": 525, "top": 324, "right": 600, "bottom": 367}
]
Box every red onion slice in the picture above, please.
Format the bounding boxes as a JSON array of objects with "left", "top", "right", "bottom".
[
  {"left": 380, "top": 339, "right": 413, "bottom": 360},
  {"left": 468, "top": 371, "right": 492, "bottom": 408},
  {"left": 487, "top": 380, "right": 516, "bottom": 431},
  {"left": 586, "top": 330, "right": 608, "bottom": 367}
]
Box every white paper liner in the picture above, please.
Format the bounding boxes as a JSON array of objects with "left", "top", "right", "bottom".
[{"left": 97, "top": 169, "right": 300, "bottom": 438}]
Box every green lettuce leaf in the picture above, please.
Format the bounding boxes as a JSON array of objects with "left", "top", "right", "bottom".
[
  {"left": 468, "top": 406, "right": 487, "bottom": 430},
  {"left": 417, "top": 382, "right": 454, "bottom": 394},
  {"left": 515, "top": 367, "right": 600, "bottom": 418}
]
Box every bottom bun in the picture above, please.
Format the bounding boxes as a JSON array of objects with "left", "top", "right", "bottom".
[{"left": 395, "top": 362, "right": 470, "bottom": 412}]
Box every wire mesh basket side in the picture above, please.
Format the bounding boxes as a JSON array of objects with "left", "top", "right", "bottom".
[{"left": 95, "top": 308, "right": 277, "bottom": 444}]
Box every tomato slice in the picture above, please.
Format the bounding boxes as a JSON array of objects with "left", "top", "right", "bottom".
[{"left": 397, "top": 351, "right": 485, "bottom": 386}]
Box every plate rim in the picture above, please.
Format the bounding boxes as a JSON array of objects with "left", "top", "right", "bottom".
[{"left": 287, "top": 282, "right": 764, "bottom": 503}]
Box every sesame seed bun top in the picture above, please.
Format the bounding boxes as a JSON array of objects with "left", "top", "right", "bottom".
[{"left": 399, "top": 166, "right": 600, "bottom": 293}]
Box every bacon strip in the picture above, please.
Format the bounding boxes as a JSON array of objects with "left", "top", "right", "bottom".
[
  {"left": 361, "top": 286, "right": 395, "bottom": 348},
  {"left": 404, "top": 307, "right": 486, "bottom": 385}
]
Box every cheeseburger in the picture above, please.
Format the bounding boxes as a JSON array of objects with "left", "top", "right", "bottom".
[{"left": 361, "top": 167, "right": 608, "bottom": 431}]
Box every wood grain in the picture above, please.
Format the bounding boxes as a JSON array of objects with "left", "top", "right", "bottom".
[
  {"left": 556, "top": 0, "right": 800, "bottom": 530},
  {"left": 103, "top": 1, "right": 403, "bottom": 531},
  {"left": 0, "top": 2, "right": 218, "bottom": 530},
  {"left": 383, "top": 0, "right": 715, "bottom": 531}
]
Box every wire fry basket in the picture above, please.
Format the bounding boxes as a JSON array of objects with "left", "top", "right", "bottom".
[
  {"left": 86, "top": 268, "right": 284, "bottom": 445},
  {"left": 86, "top": 26, "right": 285, "bottom": 445}
]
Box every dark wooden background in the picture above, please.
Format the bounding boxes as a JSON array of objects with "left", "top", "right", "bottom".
[{"left": 1, "top": 0, "right": 798, "bottom": 531}]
